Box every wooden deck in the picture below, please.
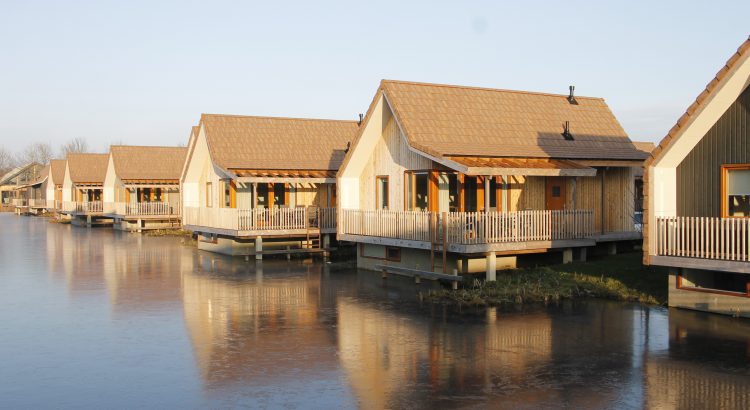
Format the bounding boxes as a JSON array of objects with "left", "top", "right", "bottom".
[{"left": 184, "top": 206, "right": 336, "bottom": 238}]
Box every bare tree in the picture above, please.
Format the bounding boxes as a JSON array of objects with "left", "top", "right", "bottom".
[
  {"left": 17, "top": 142, "right": 53, "bottom": 165},
  {"left": 0, "top": 146, "right": 16, "bottom": 176},
  {"left": 60, "top": 137, "right": 89, "bottom": 156}
]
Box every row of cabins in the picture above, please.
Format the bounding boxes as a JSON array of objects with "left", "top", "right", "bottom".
[{"left": 10, "top": 80, "right": 652, "bottom": 275}]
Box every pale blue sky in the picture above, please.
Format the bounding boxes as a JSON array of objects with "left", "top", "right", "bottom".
[{"left": 0, "top": 0, "right": 748, "bottom": 154}]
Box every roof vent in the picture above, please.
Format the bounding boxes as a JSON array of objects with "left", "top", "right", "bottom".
[
  {"left": 567, "top": 85, "right": 578, "bottom": 105},
  {"left": 358, "top": 113, "right": 364, "bottom": 126},
  {"left": 562, "top": 121, "right": 574, "bottom": 140}
]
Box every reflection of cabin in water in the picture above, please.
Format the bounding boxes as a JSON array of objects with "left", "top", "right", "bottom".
[
  {"left": 181, "top": 114, "right": 358, "bottom": 257},
  {"left": 181, "top": 258, "right": 336, "bottom": 389},
  {"left": 644, "top": 37, "right": 750, "bottom": 317},
  {"left": 338, "top": 80, "right": 650, "bottom": 279},
  {"left": 61, "top": 153, "right": 111, "bottom": 226},
  {"left": 645, "top": 308, "right": 750, "bottom": 409},
  {"left": 103, "top": 145, "right": 187, "bottom": 232}
]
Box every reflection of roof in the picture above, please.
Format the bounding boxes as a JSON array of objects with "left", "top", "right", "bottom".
[
  {"left": 378, "top": 80, "right": 646, "bottom": 161},
  {"left": 200, "top": 114, "right": 358, "bottom": 171},
  {"left": 66, "top": 153, "right": 109, "bottom": 183},
  {"left": 110, "top": 146, "right": 187, "bottom": 182},
  {"left": 647, "top": 36, "right": 750, "bottom": 166}
]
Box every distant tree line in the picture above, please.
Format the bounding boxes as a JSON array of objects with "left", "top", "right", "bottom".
[{"left": 0, "top": 137, "right": 92, "bottom": 176}]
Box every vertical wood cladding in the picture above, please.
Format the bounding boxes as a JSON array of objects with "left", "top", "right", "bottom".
[{"left": 677, "top": 85, "right": 750, "bottom": 217}]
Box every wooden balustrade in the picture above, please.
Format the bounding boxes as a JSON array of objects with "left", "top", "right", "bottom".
[
  {"left": 341, "top": 209, "right": 595, "bottom": 245},
  {"left": 656, "top": 217, "right": 750, "bottom": 261},
  {"left": 184, "top": 206, "right": 336, "bottom": 232},
  {"left": 72, "top": 201, "right": 103, "bottom": 213}
]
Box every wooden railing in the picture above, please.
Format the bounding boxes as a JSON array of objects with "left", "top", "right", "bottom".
[
  {"left": 70, "top": 201, "right": 103, "bottom": 213},
  {"left": 340, "top": 209, "right": 595, "bottom": 245},
  {"left": 12, "top": 198, "right": 27, "bottom": 207},
  {"left": 111, "top": 202, "right": 180, "bottom": 216},
  {"left": 183, "top": 207, "right": 336, "bottom": 232},
  {"left": 47, "top": 200, "right": 61, "bottom": 210},
  {"left": 656, "top": 217, "right": 750, "bottom": 261},
  {"left": 29, "top": 199, "right": 46, "bottom": 208}
]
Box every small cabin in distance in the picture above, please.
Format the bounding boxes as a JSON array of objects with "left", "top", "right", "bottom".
[
  {"left": 61, "top": 153, "right": 110, "bottom": 226},
  {"left": 338, "top": 80, "right": 649, "bottom": 279},
  {"left": 103, "top": 145, "right": 187, "bottom": 232},
  {"left": 0, "top": 163, "right": 43, "bottom": 212},
  {"left": 645, "top": 36, "right": 750, "bottom": 317},
  {"left": 181, "top": 114, "right": 358, "bottom": 257},
  {"left": 44, "top": 159, "right": 67, "bottom": 214}
]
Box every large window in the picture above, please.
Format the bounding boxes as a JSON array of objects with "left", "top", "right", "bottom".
[
  {"left": 723, "top": 165, "right": 750, "bottom": 217},
  {"left": 376, "top": 176, "right": 389, "bottom": 210},
  {"left": 405, "top": 171, "right": 429, "bottom": 211}
]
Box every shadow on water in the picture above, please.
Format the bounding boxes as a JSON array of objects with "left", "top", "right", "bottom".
[{"left": 2, "top": 214, "right": 750, "bottom": 409}]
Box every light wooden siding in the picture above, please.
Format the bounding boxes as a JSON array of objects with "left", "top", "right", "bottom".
[
  {"left": 572, "top": 174, "right": 603, "bottom": 231},
  {"left": 604, "top": 167, "right": 636, "bottom": 232},
  {"left": 236, "top": 183, "right": 253, "bottom": 209},
  {"left": 509, "top": 176, "right": 545, "bottom": 211},
  {"left": 294, "top": 183, "right": 329, "bottom": 207},
  {"left": 358, "top": 114, "right": 431, "bottom": 210},
  {"left": 677, "top": 84, "right": 750, "bottom": 217}
]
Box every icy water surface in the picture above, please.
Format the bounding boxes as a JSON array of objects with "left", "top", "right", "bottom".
[{"left": 1, "top": 214, "right": 750, "bottom": 409}]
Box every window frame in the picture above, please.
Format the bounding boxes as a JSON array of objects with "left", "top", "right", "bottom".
[
  {"left": 206, "top": 182, "right": 212, "bottom": 208},
  {"left": 721, "top": 164, "right": 750, "bottom": 218},
  {"left": 375, "top": 175, "right": 389, "bottom": 210}
]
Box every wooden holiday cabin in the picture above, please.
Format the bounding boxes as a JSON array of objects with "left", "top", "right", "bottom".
[
  {"left": 0, "top": 163, "right": 43, "bottom": 212},
  {"left": 338, "top": 80, "right": 649, "bottom": 279},
  {"left": 644, "top": 37, "right": 750, "bottom": 317},
  {"left": 181, "top": 114, "right": 358, "bottom": 257},
  {"left": 15, "top": 164, "right": 49, "bottom": 215},
  {"left": 61, "top": 153, "right": 110, "bottom": 226},
  {"left": 44, "top": 159, "right": 67, "bottom": 213},
  {"left": 103, "top": 146, "right": 187, "bottom": 232}
]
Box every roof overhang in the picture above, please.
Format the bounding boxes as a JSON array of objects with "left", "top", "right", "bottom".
[
  {"left": 233, "top": 169, "right": 336, "bottom": 184},
  {"left": 442, "top": 156, "right": 597, "bottom": 177},
  {"left": 122, "top": 179, "right": 180, "bottom": 186}
]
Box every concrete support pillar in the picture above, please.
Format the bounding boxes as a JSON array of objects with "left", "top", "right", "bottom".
[
  {"left": 255, "top": 236, "right": 263, "bottom": 260},
  {"left": 451, "top": 268, "right": 459, "bottom": 290},
  {"left": 562, "top": 248, "right": 573, "bottom": 264},
  {"left": 607, "top": 242, "right": 617, "bottom": 255},
  {"left": 86, "top": 215, "right": 92, "bottom": 227},
  {"left": 461, "top": 258, "right": 469, "bottom": 275},
  {"left": 579, "top": 247, "right": 588, "bottom": 262},
  {"left": 486, "top": 252, "right": 496, "bottom": 282},
  {"left": 137, "top": 218, "right": 142, "bottom": 233},
  {"left": 286, "top": 246, "right": 291, "bottom": 261}
]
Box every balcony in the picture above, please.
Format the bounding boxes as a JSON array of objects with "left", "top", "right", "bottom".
[
  {"left": 63, "top": 201, "right": 104, "bottom": 214},
  {"left": 183, "top": 206, "right": 336, "bottom": 236},
  {"left": 29, "top": 199, "right": 46, "bottom": 208},
  {"left": 652, "top": 217, "right": 750, "bottom": 273},
  {"left": 110, "top": 202, "right": 181, "bottom": 217},
  {"left": 339, "top": 209, "right": 596, "bottom": 253}
]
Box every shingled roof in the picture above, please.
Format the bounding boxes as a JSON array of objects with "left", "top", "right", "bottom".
[
  {"left": 49, "top": 159, "right": 67, "bottom": 185},
  {"left": 378, "top": 80, "right": 646, "bottom": 161},
  {"left": 66, "top": 153, "right": 109, "bottom": 184},
  {"left": 200, "top": 114, "right": 358, "bottom": 171},
  {"left": 110, "top": 146, "right": 188, "bottom": 182}
]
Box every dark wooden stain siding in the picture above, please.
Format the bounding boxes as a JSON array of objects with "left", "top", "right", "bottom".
[{"left": 677, "top": 85, "right": 750, "bottom": 216}]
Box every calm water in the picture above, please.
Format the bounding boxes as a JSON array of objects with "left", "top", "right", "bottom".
[{"left": 2, "top": 214, "right": 750, "bottom": 409}]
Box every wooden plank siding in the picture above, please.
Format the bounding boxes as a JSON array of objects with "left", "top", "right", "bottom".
[
  {"left": 358, "top": 113, "right": 431, "bottom": 211},
  {"left": 677, "top": 85, "right": 750, "bottom": 217}
]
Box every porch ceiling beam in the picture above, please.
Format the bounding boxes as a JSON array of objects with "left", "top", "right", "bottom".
[
  {"left": 464, "top": 167, "right": 597, "bottom": 177},
  {"left": 573, "top": 160, "right": 644, "bottom": 167},
  {"left": 236, "top": 177, "right": 335, "bottom": 184}
]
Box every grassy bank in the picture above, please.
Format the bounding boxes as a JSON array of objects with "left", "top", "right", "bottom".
[{"left": 428, "top": 252, "right": 668, "bottom": 307}]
